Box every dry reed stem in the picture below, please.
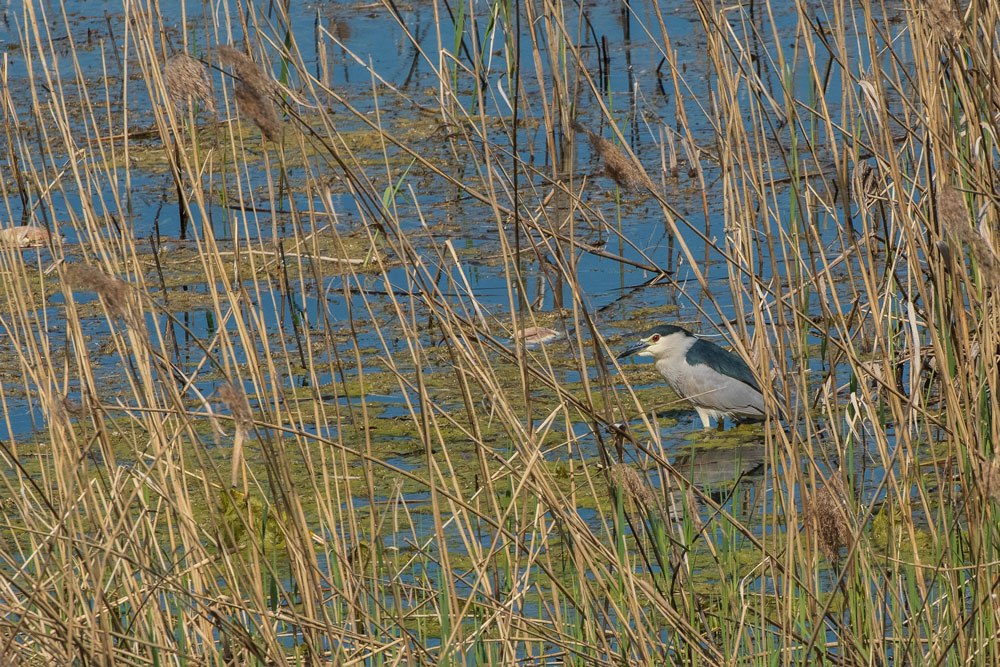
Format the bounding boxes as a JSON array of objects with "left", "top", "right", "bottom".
[
  {"left": 163, "top": 53, "right": 215, "bottom": 114},
  {"left": 804, "top": 473, "right": 852, "bottom": 561},
  {"left": 570, "top": 120, "right": 654, "bottom": 192}
]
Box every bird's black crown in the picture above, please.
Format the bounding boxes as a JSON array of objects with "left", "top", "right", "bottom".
[{"left": 642, "top": 324, "right": 693, "bottom": 339}]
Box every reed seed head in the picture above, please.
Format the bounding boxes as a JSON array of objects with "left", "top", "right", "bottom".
[
  {"left": 926, "top": 0, "right": 961, "bottom": 40},
  {"left": 571, "top": 120, "right": 652, "bottom": 192},
  {"left": 977, "top": 456, "right": 1000, "bottom": 504},
  {"left": 609, "top": 463, "right": 655, "bottom": 508},
  {"left": 851, "top": 161, "right": 882, "bottom": 208},
  {"left": 218, "top": 382, "right": 253, "bottom": 431},
  {"left": 938, "top": 184, "right": 1000, "bottom": 285},
  {"left": 65, "top": 263, "right": 133, "bottom": 320},
  {"left": 234, "top": 82, "right": 283, "bottom": 142},
  {"left": 804, "top": 473, "right": 852, "bottom": 560},
  {"left": 163, "top": 53, "right": 215, "bottom": 114},
  {"left": 217, "top": 45, "right": 284, "bottom": 141},
  {"left": 937, "top": 184, "right": 968, "bottom": 233},
  {"left": 217, "top": 45, "right": 278, "bottom": 98}
]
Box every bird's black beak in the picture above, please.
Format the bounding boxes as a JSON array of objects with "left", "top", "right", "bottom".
[{"left": 616, "top": 340, "right": 647, "bottom": 360}]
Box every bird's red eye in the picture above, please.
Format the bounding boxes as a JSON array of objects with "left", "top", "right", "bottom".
[{"left": 651, "top": 334, "right": 660, "bottom": 342}]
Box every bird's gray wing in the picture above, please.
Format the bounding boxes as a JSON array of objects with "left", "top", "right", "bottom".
[
  {"left": 686, "top": 339, "right": 762, "bottom": 392},
  {"left": 672, "top": 366, "right": 765, "bottom": 415}
]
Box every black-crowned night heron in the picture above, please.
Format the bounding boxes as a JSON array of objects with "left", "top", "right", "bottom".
[{"left": 617, "top": 324, "right": 766, "bottom": 429}]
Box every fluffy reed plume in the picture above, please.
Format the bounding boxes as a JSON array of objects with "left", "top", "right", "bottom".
[
  {"left": 163, "top": 53, "right": 215, "bottom": 114},
  {"left": 926, "top": 0, "right": 962, "bottom": 40},
  {"left": 804, "top": 473, "right": 852, "bottom": 560},
  {"left": 938, "top": 184, "right": 1000, "bottom": 284},
  {"left": 217, "top": 45, "right": 283, "bottom": 141},
  {"left": 65, "top": 263, "right": 133, "bottom": 321},
  {"left": 608, "top": 463, "right": 655, "bottom": 507},
  {"left": 234, "top": 82, "right": 282, "bottom": 142},
  {"left": 570, "top": 120, "right": 653, "bottom": 192},
  {"left": 217, "top": 45, "right": 278, "bottom": 97},
  {"left": 218, "top": 382, "right": 253, "bottom": 430},
  {"left": 976, "top": 456, "right": 1000, "bottom": 504},
  {"left": 218, "top": 382, "right": 253, "bottom": 488}
]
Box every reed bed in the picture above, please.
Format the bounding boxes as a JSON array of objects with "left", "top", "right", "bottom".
[{"left": 0, "top": 0, "right": 998, "bottom": 664}]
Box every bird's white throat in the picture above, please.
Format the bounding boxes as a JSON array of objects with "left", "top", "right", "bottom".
[{"left": 638, "top": 331, "right": 695, "bottom": 359}]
